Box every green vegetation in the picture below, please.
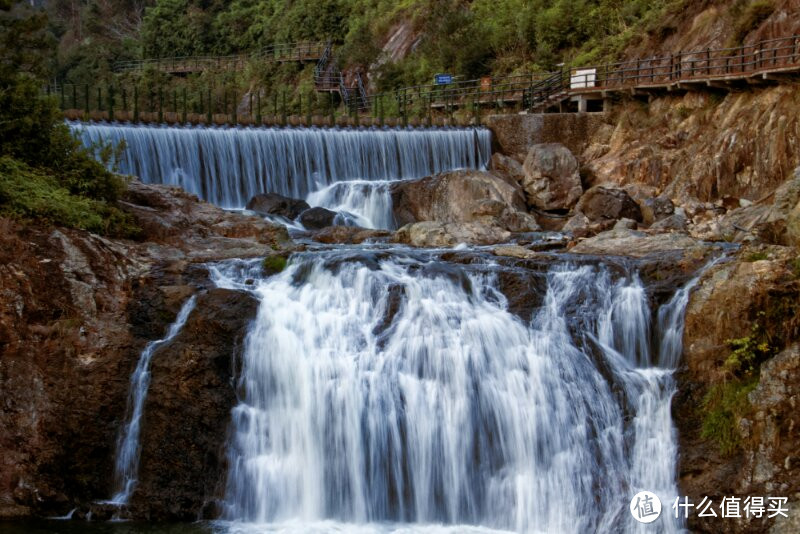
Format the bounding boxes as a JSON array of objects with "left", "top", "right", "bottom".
[
  {"left": 701, "top": 315, "right": 774, "bottom": 456},
  {"left": 262, "top": 254, "right": 288, "bottom": 275},
  {"left": 745, "top": 251, "right": 769, "bottom": 262},
  {"left": 46, "top": 0, "right": 687, "bottom": 104},
  {"left": 701, "top": 375, "right": 758, "bottom": 456},
  {"left": 0, "top": 2, "right": 138, "bottom": 237}
]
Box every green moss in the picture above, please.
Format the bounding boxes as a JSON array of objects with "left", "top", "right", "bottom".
[
  {"left": 791, "top": 257, "right": 800, "bottom": 279},
  {"left": 701, "top": 376, "right": 758, "bottom": 456},
  {"left": 745, "top": 251, "right": 769, "bottom": 262},
  {"left": 0, "top": 156, "right": 140, "bottom": 238},
  {"left": 702, "top": 313, "right": 777, "bottom": 456},
  {"left": 262, "top": 254, "right": 288, "bottom": 275}
]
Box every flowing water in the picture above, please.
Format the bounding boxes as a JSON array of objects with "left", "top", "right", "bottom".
[
  {"left": 204, "top": 248, "right": 702, "bottom": 534},
  {"left": 71, "top": 123, "right": 491, "bottom": 229},
  {"left": 63, "top": 122, "right": 705, "bottom": 533},
  {"left": 110, "top": 295, "right": 198, "bottom": 505}
]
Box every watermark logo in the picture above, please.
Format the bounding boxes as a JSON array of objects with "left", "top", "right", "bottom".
[{"left": 630, "top": 491, "right": 662, "bottom": 523}]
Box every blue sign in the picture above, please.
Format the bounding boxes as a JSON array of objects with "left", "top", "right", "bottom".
[{"left": 434, "top": 73, "right": 453, "bottom": 85}]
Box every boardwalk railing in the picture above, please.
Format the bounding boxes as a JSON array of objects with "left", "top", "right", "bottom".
[
  {"left": 381, "top": 33, "right": 800, "bottom": 112},
  {"left": 58, "top": 33, "right": 800, "bottom": 125},
  {"left": 566, "top": 35, "right": 800, "bottom": 91},
  {"left": 115, "top": 41, "right": 329, "bottom": 73}
]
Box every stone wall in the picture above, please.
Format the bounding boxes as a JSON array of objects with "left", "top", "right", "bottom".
[{"left": 484, "top": 112, "right": 608, "bottom": 161}]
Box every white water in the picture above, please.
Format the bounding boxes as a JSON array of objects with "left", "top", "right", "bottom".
[
  {"left": 110, "top": 294, "right": 197, "bottom": 504},
  {"left": 71, "top": 123, "right": 491, "bottom": 229},
  {"left": 208, "top": 251, "right": 701, "bottom": 533}
]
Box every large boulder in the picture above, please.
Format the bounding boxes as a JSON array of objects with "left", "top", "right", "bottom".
[
  {"left": 569, "top": 228, "right": 711, "bottom": 257},
  {"left": 134, "top": 288, "right": 258, "bottom": 520},
  {"left": 390, "top": 170, "right": 538, "bottom": 232},
  {"left": 246, "top": 193, "right": 310, "bottom": 219},
  {"left": 298, "top": 207, "right": 337, "bottom": 230},
  {"left": 393, "top": 221, "right": 511, "bottom": 247},
  {"left": 575, "top": 185, "right": 643, "bottom": 222},
  {"left": 521, "top": 143, "right": 583, "bottom": 211}
]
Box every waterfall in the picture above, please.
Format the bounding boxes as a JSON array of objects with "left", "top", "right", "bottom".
[
  {"left": 208, "top": 250, "right": 700, "bottom": 533},
  {"left": 70, "top": 123, "right": 491, "bottom": 225},
  {"left": 110, "top": 295, "right": 197, "bottom": 505}
]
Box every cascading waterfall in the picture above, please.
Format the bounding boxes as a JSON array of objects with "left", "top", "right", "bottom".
[
  {"left": 209, "top": 250, "right": 703, "bottom": 533},
  {"left": 110, "top": 295, "right": 197, "bottom": 504},
  {"left": 71, "top": 122, "right": 491, "bottom": 228}
]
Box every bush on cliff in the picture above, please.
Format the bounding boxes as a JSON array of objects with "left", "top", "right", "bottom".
[{"left": 0, "top": 2, "right": 138, "bottom": 237}]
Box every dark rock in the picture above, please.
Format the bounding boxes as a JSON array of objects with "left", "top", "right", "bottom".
[
  {"left": 576, "top": 186, "right": 643, "bottom": 222},
  {"left": 313, "top": 226, "right": 392, "bottom": 244},
  {"left": 246, "top": 193, "right": 310, "bottom": 219},
  {"left": 298, "top": 207, "right": 338, "bottom": 230},
  {"left": 134, "top": 288, "right": 259, "bottom": 521}
]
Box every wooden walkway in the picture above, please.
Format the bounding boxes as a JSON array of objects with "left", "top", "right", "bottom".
[
  {"left": 57, "top": 34, "right": 800, "bottom": 126},
  {"left": 375, "top": 34, "right": 800, "bottom": 113}
]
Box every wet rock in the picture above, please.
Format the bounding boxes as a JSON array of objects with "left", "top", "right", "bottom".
[
  {"left": 246, "top": 193, "right": 310, "bottom": 219},
  {"left": 492, "top": 245, "right": 538, "bottom": 259},
  {"left": 390, "top": 169, "right": 535, "bottom": 232},
  {"left": 575, "top": 186, "right": 643, "bottom": 223},
  {"left": 134, "top": 288, "right": 259, "bottom": 520},
  {"left": 298, "top": 207, "right": 337, "bottom": 230},
  {"left": 0, "top": 180, "right": 293, "bottom": 520},
  {"left": 521, "top": 143, "right": 583, "bottom": 211},
  {"left": 393, "top": 221, "right": 511, "bottom": 247},
  {"left": 569, "top": 228, "right": 710, "bottom": 257},
  {"left": 312, "top": 226, "right": 392, "bottom": 244},
  {"left": 121, "top": 180, "right": 291, "bottom": 255}
]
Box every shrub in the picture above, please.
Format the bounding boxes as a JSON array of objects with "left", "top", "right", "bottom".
[{"left": 0, "top": 156, "right": 139, "bottom": 238}]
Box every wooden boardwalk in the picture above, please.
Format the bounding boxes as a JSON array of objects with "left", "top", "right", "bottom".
[
  {"left": 58, "top": 34, "right": 800, "bottom": 126},
  {"left": 374, "top": 34, "right": 800, "bottom": 113}
]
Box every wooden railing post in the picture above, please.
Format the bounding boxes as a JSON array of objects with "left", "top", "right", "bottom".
[
  {"left": 60, "top": 84, "right": 65, "bottom": 109},
  {"left": 182, "top": 87, "right": 187, "bottom": 123},
  {"left": 256, "top": 91, "right": 262, "bottom": 125},
  {"left": 133, "top": 85, "right": 139, "bottom": 123},
  {"left": 107, "top": 84, "right": 114, "bottom": 121},
  {"left": 158, "top": 86, "right": 163, "bottom": 123},
  {"left": 84, "top": 84, "right": 90, "bottom": 118},
  {"left": 379, "top": 94, "right": 384, "bottom": 127},
  {"left": 281, "top": 89, "right": 287, "bottom": 126},
  {"left": 207, "top": 85, "right": 212, "bottom": 124},
  {"left": 72, "top": 84, "right": 77, "bottom": 110},
  {"left": 232, "top": 89, "right": 238, "bottom": 124},
  {"left": 706, "top": 48, "right": 711, "bottom": 75}
]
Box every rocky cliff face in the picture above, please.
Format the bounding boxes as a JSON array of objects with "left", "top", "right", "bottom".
[
  {"left": 678, "top": 247, "right": 800, "bottom": 533},
  {"left": 0, "top": 181, "right": 289, "bottom": 519}
]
